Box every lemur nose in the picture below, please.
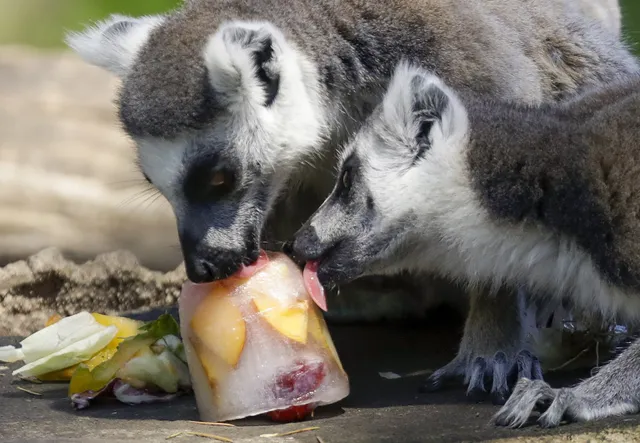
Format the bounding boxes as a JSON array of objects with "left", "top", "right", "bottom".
[
  {"left": 282, "top": 239, "right": 294, "bottom": 256},
  {"left": 291, "top": 225, "right": 325, "bottom": 262}
]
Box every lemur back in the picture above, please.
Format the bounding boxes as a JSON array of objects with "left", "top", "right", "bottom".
[{"left": 466, "top": 76, "right": 640, "bottom": 292}]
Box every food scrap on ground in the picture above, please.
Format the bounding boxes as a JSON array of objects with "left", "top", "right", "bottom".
[
  {"left": 378, "top": 369, "right": 432, "bottom": 380},
  {"left": 259, "top": 426, "right": 320, "bottom": 437},
  {"left": 15, "top": 385, "right": 42, "bottom": 396},
  {"left": 188, "top": 421, "right": 236, "bottom": 427},
  {"left": 166, "top": 431, "right": 234, "bottom": 442},
  {"left": 0, "top": 311, "right": 192, "bottom": 409}
]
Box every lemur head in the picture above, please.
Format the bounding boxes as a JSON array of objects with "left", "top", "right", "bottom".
[
  {"left": 292, "top": 62, "right": 470, "bottom": 287},
  {"left": 65, "top": 7, "right": 326, "bottom": 282}
]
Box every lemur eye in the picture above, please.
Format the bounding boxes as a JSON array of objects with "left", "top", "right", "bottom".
[
  {"left": 341, "top": 169, "right": 351, "bottom": 189},
  {"left": 211, "top": 171, "right": 227, "bottom": 187}
]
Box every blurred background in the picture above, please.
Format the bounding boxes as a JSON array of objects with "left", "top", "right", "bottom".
[{"left": 0, "top": 0, "right": 638, "bottom": 273}]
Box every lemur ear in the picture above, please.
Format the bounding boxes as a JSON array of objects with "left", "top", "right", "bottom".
[
  {"left": 65, "top": 14, "right": 165, "bottom": 78},
  {"left": 204, "top": 22, "right": 282, "bottom": 107},
  {"left": 382, "top": 61, "right": 467, "bottom": 161}
]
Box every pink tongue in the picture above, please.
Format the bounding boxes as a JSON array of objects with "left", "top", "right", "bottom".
[
  {"left": 234, "top": 250, "right": 270, "bottom": 279},
  {"left": 303, "top": 261, "right": 328, "bottom": 312}
]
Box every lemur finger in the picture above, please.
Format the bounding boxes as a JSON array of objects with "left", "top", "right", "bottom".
[
  {"left": 492, "top": 379, "right": 554, "bottom": 428},
  {"left": 531, "top": 355, "right": 544, "bottom": 381},
  {"left": 537, "top": 388, "right": 571, "bottom": 428},
  {"left": 490, "top": 351, "right": 510, "bottom": 405},
  {"left": 419, "top": 358, "right": 464, "bottom": 393},
  {"left": 516, "top": 350, "right": 543, "bottom": 381},
  {"left": 466, "top": 357, "right": 488, "bottom": 402}
]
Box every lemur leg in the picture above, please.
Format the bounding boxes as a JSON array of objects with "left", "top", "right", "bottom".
[
  {"left": 493, "top": 335, "right": 640, "bottom": 428},
  {"left": 421, "top": 286, "right": 543, "bottom": 405}
]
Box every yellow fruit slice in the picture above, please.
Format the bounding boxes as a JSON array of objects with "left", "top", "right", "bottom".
[
  {"left": 190, "top": 287, "right": 247, "bottom": 367},
  {"left": 37, "top": 365, "right": 78, "bottom": 381},
  {"left": 45, "top": 314, "right": 63, "bottom": 327},
  {"left": 191, "top": 339, "right": 229, "bottom": 390},
  {"left": 89, "top": 314, "right": 142, "bottom": 365},
  {"left": 91, "top": 313, "right": 143, "bottom": 348},
  {"left": 252, "top": 293, "right": 308, "bottom": 344},
  {"left": 68, "top": 364, "right": 99, "bottom": 396},
  {"left": 308, "top": 306, "right": 344, "bottom": 373}
]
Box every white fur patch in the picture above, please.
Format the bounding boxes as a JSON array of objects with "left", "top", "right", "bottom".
[
  {"left": 203, "top": 20, "right": 328, "bottom": 167},
  {"left": 65, "top": 14, "right": 165, "bottom": 78},
  {"left": 136, "top": 137, "right": 188, "bottom": 207}
]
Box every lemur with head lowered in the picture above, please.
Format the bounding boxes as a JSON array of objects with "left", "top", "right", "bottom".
[
  {"left": 66, "top": 0, "right": 638, "bottom": 404},
  {"left": 292, "top": 62, "right": 640, "bottom": 427}
]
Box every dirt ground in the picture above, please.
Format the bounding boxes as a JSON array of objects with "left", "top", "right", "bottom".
[{"left": 3, "top": 315, "right": 640, "bottom": 443}]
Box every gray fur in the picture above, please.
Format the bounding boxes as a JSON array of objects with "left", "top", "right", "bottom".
[
  {"left": 293, "top": 64, "right": 640, "bottom": 426},
  {"left": 117, "top": 0, "right": 636, "bottom": 138},
  {"left": 465, "top": 79, "right": 640, "bottom": 290},
  {"left": 66, "top": 0, "right": 638, "bottom": 404}
]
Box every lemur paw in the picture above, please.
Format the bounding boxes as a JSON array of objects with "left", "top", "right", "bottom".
[
  {"left": 492, "top": 377, "right": 639, "bottom": 428},
  {"left": 420, "top": 349, "right": 543, "bottom": 405}
]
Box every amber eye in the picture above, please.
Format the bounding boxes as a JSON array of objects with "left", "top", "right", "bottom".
[
  {"left": 211, "top": 171, "right": 226, "bottom": 187},
  {"left": 341, "top": 168, "right": 351, "bottom": 189}
]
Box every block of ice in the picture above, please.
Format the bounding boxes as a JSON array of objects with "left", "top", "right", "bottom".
[{"left": 179, "top": 251, "right": 350, "bottom": 422}]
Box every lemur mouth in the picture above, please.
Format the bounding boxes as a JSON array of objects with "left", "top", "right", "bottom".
[
  {"left": 303, "top": 261, "right": 328, "bottom": 312},
  {"left": 234, "top": 249, "right": 270, "bottom": 279}
]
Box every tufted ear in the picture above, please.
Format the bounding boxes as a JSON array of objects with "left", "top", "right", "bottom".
[
  {"left": 381, "top": 61, "right": 468, "bottom": 162},
  {"left": 64, "top": 14, "right": 165, "bottom": 78},
  {"left": 203, "top": 21, "right": 283, "bottom": 108}
]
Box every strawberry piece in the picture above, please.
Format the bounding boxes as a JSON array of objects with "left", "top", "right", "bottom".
[
  {"left": 272, "top": 360, "right": 325, "bottom": 400},
  {"left": 266, "top": 404, "right": 316, "bottom": 422},
  {"left": 264, "top": 360, "right": 326, "bottom": 423}
]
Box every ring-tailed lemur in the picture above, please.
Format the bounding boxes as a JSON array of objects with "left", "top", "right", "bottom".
[
  {"left": 292, "top": 61, "right": 640, "bottom": 427},
  {"left": 65, "top": 0, "right": 638, "bottom": 405}
]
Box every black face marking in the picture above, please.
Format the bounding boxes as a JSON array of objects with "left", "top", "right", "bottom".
[
  {"left": 182, "top": 151, "right": 240, "bottom": 204},
  {"left": 366, "top": 194, "right": 375, "bottom": 211},
  {"left": 334, "top": 154, "right": 360, "bottom": 202}
]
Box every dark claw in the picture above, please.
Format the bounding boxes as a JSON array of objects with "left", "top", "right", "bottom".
[
  {"left": 534, "top": 397, "right": 553, "bottom": 413},
  {"left": 466, "top": 357, "right": 488, "bottom": 402},
  {"left": 516, "top": 350, "right": 534, "bottom": 379},
  {"left": 531, "top": 356, "right": 544, "bottom": 381},
  {"left": 420, "top": 368, "right": 448, "bottom": 393},
  {"left": 490, "top": 352, "right": 510, "bottom": 405}
]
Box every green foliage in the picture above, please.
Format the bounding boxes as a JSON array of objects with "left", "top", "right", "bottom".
[{"left": 0, "top": 0, "right": 181, "bottom": 49}]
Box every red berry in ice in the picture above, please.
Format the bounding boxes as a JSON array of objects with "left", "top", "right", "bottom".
[
  {"left": 266, "top": 404, "right": 315, "bottom": 422},
  {"left": 265, "top": 360, "right": 326, "bottom": 423},
  {"left": 272, "top": 360, "right": 325, "bottom": 401}
]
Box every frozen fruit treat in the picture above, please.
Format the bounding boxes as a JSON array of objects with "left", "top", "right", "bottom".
[{"left": 179, "top": 251, "right": 349, "bottom": 422}]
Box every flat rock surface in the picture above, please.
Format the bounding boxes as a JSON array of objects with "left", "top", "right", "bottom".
[{"left": 2, "top": 320, "right": 639, "bottom": 443}]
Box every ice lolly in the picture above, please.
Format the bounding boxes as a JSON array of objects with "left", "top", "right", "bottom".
[{"left": 179, "top": 251, "right": 349, "bottom": 423}]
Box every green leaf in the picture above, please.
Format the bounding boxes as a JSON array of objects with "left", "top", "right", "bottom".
[{"left": 137, "top": 313, "right": 180, "bottom": 341}]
